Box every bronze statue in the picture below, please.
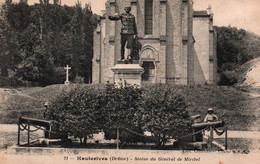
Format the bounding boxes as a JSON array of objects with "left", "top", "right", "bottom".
[{"left": 109, "top": 7, "right": 141, "bottom": 61}]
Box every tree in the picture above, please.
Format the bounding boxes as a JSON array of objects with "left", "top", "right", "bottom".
[
  {"left": 6, "top": 1, "right": 31, "bottom": 31},
  {"left": 81, "top": 3, "right": 96, "bottom": 83},
  {"left": 13, "top": 2, "right": 68, "bottom": 86},
  {"left": 68, "top": 2, "right": 95, "bottom": 83},
  {"left": 0, "top": 1, "right": 21, "bottom": 77},
  {"left": 216, "top": 26, "right": 260, "bottom": 70},
  {"left": 17, "top": 41, "right": 56, "bottom": 86}
]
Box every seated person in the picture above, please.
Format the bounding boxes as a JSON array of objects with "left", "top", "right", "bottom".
[{"left": 204, "top": 108, "right": 218, "bottom": 122}]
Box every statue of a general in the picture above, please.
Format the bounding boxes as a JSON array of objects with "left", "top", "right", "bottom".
[{"left": 109, "top": 6, "right": 141, "bottom": 61}]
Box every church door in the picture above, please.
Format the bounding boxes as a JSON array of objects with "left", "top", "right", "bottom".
[{"left": 141, "top": 61, "right": 155, "bottom": 82}]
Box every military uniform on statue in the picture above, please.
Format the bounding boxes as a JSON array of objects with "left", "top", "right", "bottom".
[{"left": 109, "top": 6, "right": 141, "bottom": 63}]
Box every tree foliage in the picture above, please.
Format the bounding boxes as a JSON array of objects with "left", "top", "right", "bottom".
[
  {"left": 215, "top": 26, "right": 260, "bottom": 85},
  {"left": 0, "top": 1, "right": 97, "bottom": 86},
  {"left": 0, "top": 2, "right": 21, "bottom": 77}
]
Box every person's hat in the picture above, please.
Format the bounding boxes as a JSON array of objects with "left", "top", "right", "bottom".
[
  {"left": 208, "top": 108, "right": 213, "bottom": 112},
  {"left": 44, "top": 102, "right": 49, "bottom": 107}
]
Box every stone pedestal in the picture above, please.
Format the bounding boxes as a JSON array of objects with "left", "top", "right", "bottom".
[{"left": 111, "top": 64, "right": 144, "bottom": 87}]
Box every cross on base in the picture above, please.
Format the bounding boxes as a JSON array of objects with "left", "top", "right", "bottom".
[{"left": 64, "top": 65, "right": 71, "bottom": 85}]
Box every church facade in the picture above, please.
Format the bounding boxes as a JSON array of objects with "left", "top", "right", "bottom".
[{"left": 92, "top": 0, "right": 217, "bottom": 85}]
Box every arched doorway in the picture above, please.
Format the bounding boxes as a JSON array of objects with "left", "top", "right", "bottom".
[
  {"left": 140, "top": 46, "right": 158, "bottom": 83},
  {"left": 141, "top": 61, "right": 155, "bottom": 82}
]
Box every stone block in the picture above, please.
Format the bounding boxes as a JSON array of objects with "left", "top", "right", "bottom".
[{"left": 111, "top": 64, "right": 144, "bottom": 86}]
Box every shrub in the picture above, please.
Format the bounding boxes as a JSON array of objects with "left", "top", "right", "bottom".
[
  {"left": 101, "top": 84, "right": 145, "bottom": 144},
  {"left": 219, "top": 70, "right": 239, "bottom": 85},
  {"left": 47, "top": 84, "right": 192, "bottom": 146},
  {"left": 0, "top": 76, "right": 25, "bottom": 87},
  {"left": 73, "top": 75, "right": 85, "bottom": 84},
  {"left": 142, "top": 84, "right": 192, "bottom": 146},
  {"left": 47, "top": 84, "right": 105, "bottom": 144}
]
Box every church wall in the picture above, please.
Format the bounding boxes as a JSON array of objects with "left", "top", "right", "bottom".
[
  {"left": 105, "top": 1, "right": 117, "bottom": 83},
  {"left": 187, "top": 0, "right": 194, "bottom": 84},
  {"left": 166, "top": 0, "right": 183, "bottom": 84},
  {"left": 92, "top": 24, "right": 101, "bottom": 84},
  {"left": 209, "top": 17, "right": 218, "bottom": 84},
  {"left": 158, "top": 0, "right": 167, "bottom": 83},
  {"left": 100, "top": 16, "right": 107, "bottom": 83},
  {"left": 165, "top": 0, "right": 194, "bottom": 85},
  {"left": 193, "top": 16, "right": 210, "bottom": 84},
  {"left": 193, "top": 11, "right": 218, "bottom": 84},
  {"left": 209, "top": 16, "right": 214, "bottom": 84},
  {"left": 136, "top": 0, "right": 167, "bottom": 83},
  {"left": 213, "top": 29, "right": 218, "bottom": 83}
]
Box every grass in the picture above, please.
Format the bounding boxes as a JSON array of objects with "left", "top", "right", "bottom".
[{"left": 0, "top": 84, "right": 71, "bottom": 124}]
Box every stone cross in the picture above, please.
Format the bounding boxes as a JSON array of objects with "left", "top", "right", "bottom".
[{"left": 64, "top": 65, "right": 71, "bottom": 85}]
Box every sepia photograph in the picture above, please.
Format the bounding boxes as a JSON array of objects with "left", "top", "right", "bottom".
[{"left": 0, "top": 0, "right": 260, "bottom": 163}]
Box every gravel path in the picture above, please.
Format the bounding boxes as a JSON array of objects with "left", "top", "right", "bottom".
[
  {"left": 0, "top": 124, "right": 259, "bottom": 150},
  {"left": 0, "top": 124, "right": 43, "bottom": 150}
]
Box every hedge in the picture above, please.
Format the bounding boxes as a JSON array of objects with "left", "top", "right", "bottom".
[{"left": 47, "top": 84, "right": 191, "bottom": 147}]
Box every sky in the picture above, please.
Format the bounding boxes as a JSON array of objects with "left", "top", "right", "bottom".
[{"left": 1, "top": 0, "right": 260, "bottom": 35}]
